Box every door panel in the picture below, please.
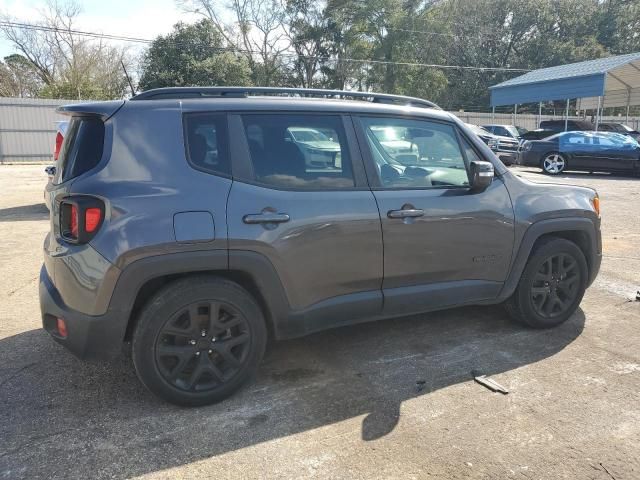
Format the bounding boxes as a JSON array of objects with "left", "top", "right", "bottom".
[
  {"left": 227, "top": 182, "right": 383, "bottom": 310},
  {"left": 353, "top": 115, "right": 515, "bottom": 308},
  {"left": 592, "top": 137, "right": 639, "bottom": 171},
  {"left": 373, "top": 180, "right": 515, "bottom": 289},
  {"left": 227, "top": 112, "right": 383, "bottom": 313}
]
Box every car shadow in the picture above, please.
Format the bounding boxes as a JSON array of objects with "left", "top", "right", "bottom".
[
  {"left": 0, "top": 203, "right": 49, "bottom": 222},
  {"left": 0, "top": 305, "right": 585, "bottom": 479}
]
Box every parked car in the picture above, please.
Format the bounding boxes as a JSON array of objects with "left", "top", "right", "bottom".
[
  {"left": 519, "top": 130, "right": 640, "bottom": 175},
  {"left": 466, "top": 123, "right": 519, "bottom": 165},
  {"left": 520, "top": 119, "right": 595, "bottom": 142},
  {"left": 370, "top": 125, "right": 419, "bottom": 154},
  {"left": 286, "top": 126, "right": 342, "bottom": 168},
  {"left": 598, "top": 122, "right": 640, "bottom": 141},
  {"left": 482, "top": 124, "right": 528, "bottom": 140},
  {"left": 41, "top": 87, "right": 601, "bottom": 406},
  {"left": 44, "top": 120, "right": 69, "bottom": 209}
]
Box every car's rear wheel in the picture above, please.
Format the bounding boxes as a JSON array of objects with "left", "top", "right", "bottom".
[
  {"left": 505, "top": 237, "right": 588, "bottom": 328},
  {"left": 132, "top": 276, "right": 267, "bottom": 406},
  {"left": 541, "top": 153, "right": 566, "bottom": 175}
]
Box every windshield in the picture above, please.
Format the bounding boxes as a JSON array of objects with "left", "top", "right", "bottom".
[
  {"left": 466, "top": 124, "right": 491, "bottom": 136},
  {"left": 371, "top": 126, "right": 406, "bottom": 142}
]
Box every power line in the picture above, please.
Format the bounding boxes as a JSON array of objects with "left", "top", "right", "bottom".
[{"left": 0, "top": 20, "right": 531, "bottom": 73}]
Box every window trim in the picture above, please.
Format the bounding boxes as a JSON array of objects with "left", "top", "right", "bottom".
[
  {"left": 229, "top": 111, "right": 370, "bottom": 192},
  {"left": 352, "top": 114, "right": 477, "bottom": 191},
  {"left": 182, "top": 112, "right": 233, "bottom": 179}
]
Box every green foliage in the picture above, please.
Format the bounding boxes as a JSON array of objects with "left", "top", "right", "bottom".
[
  {"left": 0, "top": 54, "right": 43, "bottom": 97},
  {"left": 6, "top": 0, "right": 640, "bottom": 105},
  {"left": 138, "top": 20, "right": 252, "bottom": 90}
]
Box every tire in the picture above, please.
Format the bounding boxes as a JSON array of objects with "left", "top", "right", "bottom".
[
  {"left": 504, "top": 237, "right": 588, "bottom": 328},
  {"left": 541, "top": 152, "right": 567, "bottom": 175},
  {"left": 132, "top": 276, "right": 267, "bottom": 406}
]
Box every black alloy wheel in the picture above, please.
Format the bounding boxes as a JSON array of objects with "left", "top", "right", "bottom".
[
  {"left": 132, "top": 276, "right": 267, "bottom": 406},
  {"left": 154, "top": 300, "right": 250, "bottom": 392},
  {"left": 504, "top": 237, "right": 588, "bottom": 328},
  {"left": 530, "top": 253, "right": 580, "bottom": 319}
]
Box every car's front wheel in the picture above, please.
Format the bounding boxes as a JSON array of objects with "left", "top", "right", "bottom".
[
  {"left": 541, "top": 153, "right": 566, "bottom": 175},
  {"left": 505, "top": 237, "right": 588, "bottom": 328},
  {"left": 132, "top": 276, "right": 267, "bottom": 406}
]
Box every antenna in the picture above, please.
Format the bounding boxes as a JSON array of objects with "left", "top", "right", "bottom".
[{"left": 121, "top": 61, "right": 136, "bottom": 97}]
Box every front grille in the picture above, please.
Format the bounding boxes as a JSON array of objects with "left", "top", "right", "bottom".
[{"left": 498, "top": 142, "right": 519, "bottom": 152}]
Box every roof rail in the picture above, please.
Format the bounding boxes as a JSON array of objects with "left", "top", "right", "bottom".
[{"left": 130, "top": 86, "right": 441, "bottom": 109}]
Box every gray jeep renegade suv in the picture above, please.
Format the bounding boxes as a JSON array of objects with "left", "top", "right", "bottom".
[{"left": 40, "top": 87, "right": 602, "bottom": 406}]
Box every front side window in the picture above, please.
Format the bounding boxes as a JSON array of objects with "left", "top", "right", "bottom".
[
  {"left": 184, "top": 113, "right": 230, "bottom": 176},
  {"left": 241, "top": 114, "right": 354, "bottom": 189},
  {"left": 360, "top": 117, "right": 470, "bottom": 189}
]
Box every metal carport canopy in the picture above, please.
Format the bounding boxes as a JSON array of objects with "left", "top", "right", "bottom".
[{"left": 489, "top": 52, "right": 640, "bottom": 108}]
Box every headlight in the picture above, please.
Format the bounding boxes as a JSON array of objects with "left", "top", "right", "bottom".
[
  {"left": 488, "top": 139, "right": 499, "bottom": 149},
  {"left": 522, "top": 141, "right": 532, "bottom": 151}
]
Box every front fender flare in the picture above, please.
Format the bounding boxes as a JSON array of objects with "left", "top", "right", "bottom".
[{"left": 497, "top": 217, "right": 601, "bottom": 301}]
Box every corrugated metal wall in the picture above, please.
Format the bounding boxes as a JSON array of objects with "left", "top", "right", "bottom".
[
  {"left": 0, "top": 97, "right": 80, "bottom": 163},
  {"left": 2, "top": 96, "right": 640, "bottom": 163}
]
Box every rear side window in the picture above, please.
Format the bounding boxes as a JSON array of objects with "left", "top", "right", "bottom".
[
  {"left": 55, "top": 117, "right": 105, "bottom": 184},
  {"left": 184, "top": 113, "right": 230, "bottom": 176},
  {"left": 240, "top": 114, "right": 354, "bottom": 189}
]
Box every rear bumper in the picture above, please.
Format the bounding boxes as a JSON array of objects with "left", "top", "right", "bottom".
[{"left": 39, "top": 265, "right": 124, "bottom": 360}]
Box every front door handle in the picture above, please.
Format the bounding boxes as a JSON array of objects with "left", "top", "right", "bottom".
[
  {"left": 243, "top": 212, "right": 290, "bottom": 224},
  {"left": 387, "top": 208, "right": 424, "bottom": 219}
]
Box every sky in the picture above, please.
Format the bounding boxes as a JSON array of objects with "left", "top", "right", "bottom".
[{"left": 0, "top": 0, "right": 200, "bottom": 58}]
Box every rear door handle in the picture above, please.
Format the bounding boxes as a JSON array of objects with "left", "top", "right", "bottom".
[
  {"left": 243, "top": 212, "right": 290, "bottom": 224},
  {"left": 387, "top": 208, "right": 424, "bottom": 219}
]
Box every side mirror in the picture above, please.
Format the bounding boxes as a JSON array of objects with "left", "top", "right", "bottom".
[{"left": 469, "top": 160, "right": 494, "bottom": 192}]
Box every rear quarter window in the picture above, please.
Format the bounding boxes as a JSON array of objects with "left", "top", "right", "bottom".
[
  {"left": 183, "top": 113, "right": 230, "bottom": 177},
  {"left": 55, "top": 117, "right": 105, "bottom": 184}
]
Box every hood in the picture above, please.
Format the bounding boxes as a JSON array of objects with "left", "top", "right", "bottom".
[{"left": 297, "top": 140, "right": 341, "bottom": 151}]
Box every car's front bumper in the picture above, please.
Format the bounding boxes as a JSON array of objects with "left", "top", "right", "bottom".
[
  {"left": 495, "top": 151, "right": 517, "bottom": 165},
  {"left": 516, "top": 150, "right": 542, "bottom": 167},
  {"left": 39, "top": 265, "right": 124, "bottom": 360}
]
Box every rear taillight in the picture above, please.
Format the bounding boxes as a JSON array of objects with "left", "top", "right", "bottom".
[
  {"left": 53, "top": 132, "right": 64, "bottom": 161},
  {"left": 60, "top": 197, "right": 104, "bottom": 244},
  {"left": 70, "top": 204, "right": 79, "bottom": 238},
  {"left": 85, "top": 208, "right": 101, "bottom": 233}
]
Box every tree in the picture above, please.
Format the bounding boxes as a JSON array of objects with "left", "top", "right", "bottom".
[
  {"left": 179, "top": 0, "right": 292, "bottom": 85},
  {"left": 285, "top": 0, "right": 331, "bottom": 87},
  {"left": 0, "top": 54, "right": 43, "bottom": 97},
  {"left": 0, "top": 0, "right": 131, "bottom": 99},
  {"left": 138, "top": 20, "right": 252, "bottom": 90}
]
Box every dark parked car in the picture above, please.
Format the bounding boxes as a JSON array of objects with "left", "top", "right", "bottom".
[
  {"left": 539, "top": 119, "right": 594, "bottom": 131},
  {"left": 482, "top": 124, "right": 528, "bottom": 140},
  {"left": 465, "top": 123, "right": 519, "bottom": 165},
  {"left": 519, "top": 131, "right": 640, "bottom": 175},
  {"left": 598, "top": 122, "right": 640, "bottom": 141},
  {"left": 41, "top": 87, "right": 601, "bottom": 406},
  {"left": 521, "top": 119, "right": 595, "bottom": 141}
]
